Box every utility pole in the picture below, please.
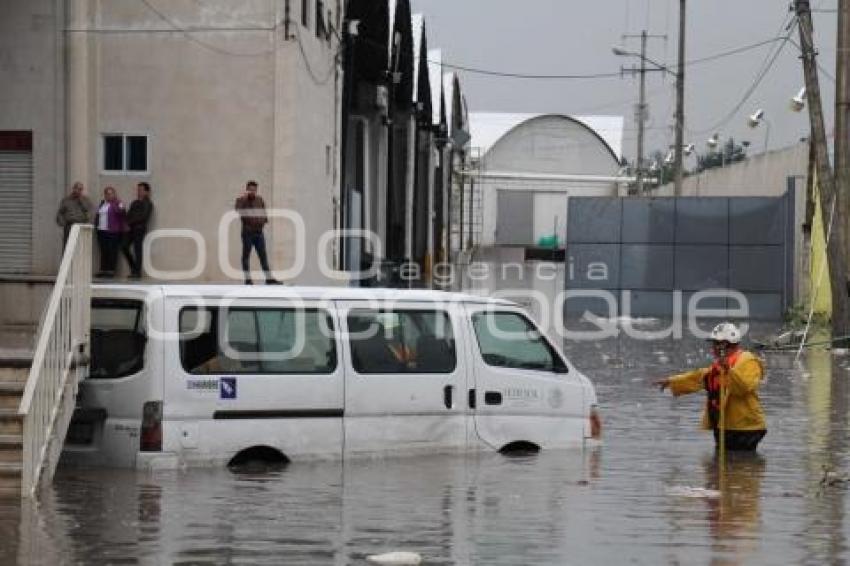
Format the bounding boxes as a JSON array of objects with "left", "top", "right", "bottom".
[
  {"left": 673, "top": 0, "right": 686, "bottom": 196},
  {"left": 637, "top": 30, "right": 648, "bottom": 194},
  {"left": 796, "top": 0, "right": 850, "bottom": 337},
  {"left": 837, "top": 0, "right": 850, "bottom": 268},
  {"left": 619, "top": 31, "right": 666, "bottom": 194}
]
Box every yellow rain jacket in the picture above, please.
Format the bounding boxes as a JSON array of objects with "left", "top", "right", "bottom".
[{"left": 667, "top": 350, "right": 766, "bottom": 431}]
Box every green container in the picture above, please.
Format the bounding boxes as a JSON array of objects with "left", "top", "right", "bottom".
[{"left": 537, "top": 234, "right": 559, "bottom": 248}]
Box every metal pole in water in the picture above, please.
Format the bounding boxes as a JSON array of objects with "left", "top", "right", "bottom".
[{"left": 718, "top": 377, "right": 727, "bottom": 500}]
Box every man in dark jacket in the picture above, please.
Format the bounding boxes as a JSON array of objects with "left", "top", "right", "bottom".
[
  {"left": 56, "top": 182, "right": 93, "bottom": 249},
  {"left": 122, "top": 182, "right": 154, "bottom": 279},
  {"left": 234, "top": 180, "right": 279, "bottom": 285}
]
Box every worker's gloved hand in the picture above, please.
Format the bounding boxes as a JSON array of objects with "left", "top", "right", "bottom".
[{"left": 654, "top": 378, "right": 670, "bottom": 392}]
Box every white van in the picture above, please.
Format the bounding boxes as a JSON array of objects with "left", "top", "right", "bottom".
[{"left": 62, "top": 285, "right": 600, "bottom": 469}]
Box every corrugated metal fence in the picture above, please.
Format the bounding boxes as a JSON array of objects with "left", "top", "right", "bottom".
[{"left": 565, "top": 192, "right": 796, "bottom": 320}]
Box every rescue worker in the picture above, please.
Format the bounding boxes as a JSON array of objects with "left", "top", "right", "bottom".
[{"left": 655, "top": 322, "right": 767, "bottom": 451}]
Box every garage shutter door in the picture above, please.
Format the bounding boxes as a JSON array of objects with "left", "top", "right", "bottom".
[{"left": 0, "top": 150, "right": 33, "bottom": 273}]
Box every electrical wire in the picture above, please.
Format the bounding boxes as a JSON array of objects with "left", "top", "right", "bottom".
[
  {"left": 293, "top": 24, "right": 340, "bottom": 86},
  {"left": 433, "top": 35, "right": 792, "bottom": 82},
  {"left": 688, "top": 20, "right": 796, "bottom": 136},
  {"left": 138, "top": 0, "right": 276, "bottom": 57},
  {"left": 437, "top": 62, "right": 622, "bottom": 80}
]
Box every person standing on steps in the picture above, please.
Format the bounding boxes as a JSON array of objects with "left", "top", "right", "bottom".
[{"left": 234, "top": 180, "right": 280, "bottom": 285}]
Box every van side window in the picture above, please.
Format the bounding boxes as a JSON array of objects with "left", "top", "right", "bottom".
[
  {"left": 90, "top": 299, "right": 146, "bottom": 379},
  {"left": 179, "top": 307, "right": 337, "bottom": 375},
  {"left": 472, "top": 312, "right": 565, "bottom": 372},
  {"left": 348, "top": 310, "right": 456, "bottom": 374}
]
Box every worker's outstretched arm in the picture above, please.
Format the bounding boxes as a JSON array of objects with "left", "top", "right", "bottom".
[{"left": 661, "top": 368, "right": 706, "bottom": 396}]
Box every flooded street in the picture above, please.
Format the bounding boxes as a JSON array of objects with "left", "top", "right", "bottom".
[{"left": 2, "top": 323, "right": 849, "bottom": 565}]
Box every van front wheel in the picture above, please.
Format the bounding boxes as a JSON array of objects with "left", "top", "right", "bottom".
[{"left": 498, "top": 441, "right": 541, "bottom": 456}]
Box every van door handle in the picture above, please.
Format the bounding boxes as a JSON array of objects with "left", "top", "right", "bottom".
[
  {"left": 468, "top": 389, "right": 476, "bottom": 409},
  {"left": 484, "top": 391, "right": 503, "bottom": 405},
  {"left": 443, "top": 385, "right": 454, "bottom": 409}
]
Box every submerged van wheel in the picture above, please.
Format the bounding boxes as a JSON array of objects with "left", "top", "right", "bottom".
[
  {"left": 227, "top": 446, "right": 290, "bottom": 473},
  {"left": 498, "top": 441, "right": 541, "bottom": 456}
]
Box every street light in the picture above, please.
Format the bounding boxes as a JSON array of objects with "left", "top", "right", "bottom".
[
  {"left": 747, "top": 108, "right": 771, "bottom": 153},
  {"left": 707, "top": 133, "right": 720, "bottom": 150},
  {"left": 790, "top": 87, "right": 806, "bottom": 112},
  {"left": 683, "top": 143, "right": 695, "bottom": 156},
  {"left": 611, "top": 46, "right": 675, "bottom": 76},
  {"left": 613, "top": 37, "right": 676, "bottom": 195}
]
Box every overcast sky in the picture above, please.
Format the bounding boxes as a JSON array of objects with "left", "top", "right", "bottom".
[{"left": 411, "top": 0, "right": 838, "bottom": 165}]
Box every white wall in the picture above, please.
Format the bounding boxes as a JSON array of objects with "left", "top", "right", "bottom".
[
  {"left": 0, "top": 0, "right": 65, "bottom": 274},
  {"left": 8, "top": 0, "right": 343, "bottom": 284}
]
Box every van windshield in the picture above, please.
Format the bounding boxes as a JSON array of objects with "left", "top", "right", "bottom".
[{"left": 89, "top": 299, "right": 146, "bottom": 379}]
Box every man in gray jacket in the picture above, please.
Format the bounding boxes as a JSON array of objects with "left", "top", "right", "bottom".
[{"left": 55, "top": 182, "right": 93, "bottom": 248}]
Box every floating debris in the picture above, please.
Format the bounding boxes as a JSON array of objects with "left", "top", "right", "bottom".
[
  {"left": 666, "top": 486, "right": 721, "bottom": 499},
  {"left": 753, "top": 329, "right": 806, "bottom": 350},
  {"left": 818, "top": 466, "right": 849, "bottom": 496},
  {"left": 366, "top": 552, "right": 423, "bottom": 565}
]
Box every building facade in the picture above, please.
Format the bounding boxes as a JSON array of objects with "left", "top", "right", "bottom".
[{"left": 1, "top": 0, "right": 343, "bottom": 284}]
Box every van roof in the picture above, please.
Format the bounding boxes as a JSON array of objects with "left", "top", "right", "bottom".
[{"left": 92, "top": 284, "right": 515, "bottom": 306}]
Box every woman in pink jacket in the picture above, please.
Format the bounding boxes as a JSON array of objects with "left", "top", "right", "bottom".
[{"left": 94, "top": 186, "right": 128, "bottom": 277}]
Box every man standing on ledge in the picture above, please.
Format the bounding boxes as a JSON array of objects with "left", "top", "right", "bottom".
[
  {"left": 123, "top": 182, "right": 154, "bottom": 279},
  {"left": 235, "top": 180, "right": 280, "bottom": 285},
  {"left": 56, "top": 182, "right": 93, "bottom": 249},
  {"left": 655, "top": 322, "right": 767, "bottom": 451}
]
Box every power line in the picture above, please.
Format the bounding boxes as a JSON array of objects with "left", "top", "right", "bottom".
[
  {"left": 689, "top": 16, "right": 797, "bottom": 136},
  {"left": 137, "top": 0, "right": 277, "bottom": 57},
  {"left": 433, "top": 35, "right": 792, "bottom": 82},
  {"left": 437, "top": 62, "right": 622, "bottom": 80}
]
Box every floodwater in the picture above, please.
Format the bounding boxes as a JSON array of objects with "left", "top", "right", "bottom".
[{"left": 2, "top": 322, "right": 850, "bottom": 565}]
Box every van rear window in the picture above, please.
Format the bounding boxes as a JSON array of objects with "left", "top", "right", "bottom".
[
  {"left": 179, "top": 307, "right": 337, "bottom": 375},
  {"left": 90, "top": 299, "right": 146, "bottom": 379}
]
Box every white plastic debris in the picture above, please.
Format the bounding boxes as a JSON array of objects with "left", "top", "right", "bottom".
[
  {"left": 366, "top": 551, "right": 423, "bottom": 565},
  {"left": 666, "top": 486, "right": 721, "bottom": 499}
]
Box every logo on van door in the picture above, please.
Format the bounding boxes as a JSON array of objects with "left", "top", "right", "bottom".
[{"left": 220, "top": 377, "right": 237, "bottom": 400}]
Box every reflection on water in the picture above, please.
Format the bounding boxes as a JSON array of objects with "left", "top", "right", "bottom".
[{"left": 1, "top": 324, "right": 849, "bottom": 565}]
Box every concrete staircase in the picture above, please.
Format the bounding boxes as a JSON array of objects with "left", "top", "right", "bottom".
[
  {"left": 0, "top": 364, "right": 28, "bottom": 498},
  {"left": 0, "top": 324, "right": 34, "bottom": 498}
]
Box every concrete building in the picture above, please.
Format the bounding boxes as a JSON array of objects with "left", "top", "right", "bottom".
[
  {"left": 0, "top": 0, "right": 474, "bottom": 335},
  {"left": 1, "top": 0, "right": 343, "bottom": 287},
  {"left": 452, "top": 112, "right": 627, "bottom": 319}
]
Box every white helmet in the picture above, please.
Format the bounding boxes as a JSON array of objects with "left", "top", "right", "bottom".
[{"left": 709, "top": 322, "right": 742, "bottom": 344}]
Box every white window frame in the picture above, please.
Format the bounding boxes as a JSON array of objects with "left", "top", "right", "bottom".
[{"left": 100, "top": 132, "right": 151, "bottom": 175}]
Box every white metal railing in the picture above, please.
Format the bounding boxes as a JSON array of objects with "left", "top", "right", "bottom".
[{"left": 18, "top": 224, "right": 92, "bottom": 498}]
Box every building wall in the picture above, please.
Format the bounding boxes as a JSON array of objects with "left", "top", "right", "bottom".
[
  {"left": 653, "top": 143, "right": 808, "bottom": 197},
  {"left": 475, "top": 116, "right": 621, "bottom": 248},
  {"left": 4, "top": 0, "right": 342, "bottom": 284},
  {"left": 651, "top": 143, "right": 808, "bottom": 304},
  {"left": 0, "top": 0, "right": 65, "bottom": 274}
]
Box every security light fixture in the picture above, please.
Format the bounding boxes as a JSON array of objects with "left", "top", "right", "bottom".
[
  {"left": 748, "top": 109, "right": 765, "bottom": 128},
  {"left": 707, "top": 133, "right": 720, "bottom": 149},
  {"left": 683, "top": 143, "right": 695, "bottom": 156},
  {"left": 790, "top": 88, "right": 806, "bottom": 112}
]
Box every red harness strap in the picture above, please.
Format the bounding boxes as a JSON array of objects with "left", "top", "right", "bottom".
[{"left": 704, "top": 349, "right": 742, "bottom": 429}]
